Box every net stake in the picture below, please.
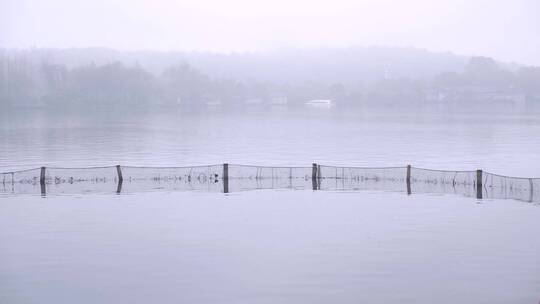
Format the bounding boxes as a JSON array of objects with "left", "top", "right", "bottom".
[
  {"left": 317, "top": 164, "right": 321, "bottom": 190},
  {"left": 116, "top": 165, "right": 123, "bottom": 183},
  {"left": 406, "top": 165, "right": 412, "bottom": 195},
  {"left": 476, "top": 169, "right": 483, "bottom": 199},
  {"left": 529, "top": 178, "right": 534, "bottom": 202},
  {"left": 312, "top": 163, "right": 318, "bottom": 190},
  {"left": 40, "top": 167, "right": 46, "bottom": 197},
  {"left": 223, "top": 163, "right": 229, "bottom": 193},
  {"left": 116, "top": 165, "right": 123, "bottom": 194}
]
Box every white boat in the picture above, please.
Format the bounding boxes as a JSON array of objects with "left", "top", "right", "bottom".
[{"left": 305, "top": 99, "right": 334, "bottom": 107}]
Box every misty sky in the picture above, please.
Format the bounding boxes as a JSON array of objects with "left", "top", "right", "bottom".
[{"left": 1, "top": 0, "right": 539, "bottom": 65}]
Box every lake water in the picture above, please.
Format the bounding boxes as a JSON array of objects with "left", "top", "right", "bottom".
[
  {"left": 1, "top": 107, "right": 539, "bottom": 303},
  {"left": 1, "top": 107, "right": 540, "bottom": 176}
]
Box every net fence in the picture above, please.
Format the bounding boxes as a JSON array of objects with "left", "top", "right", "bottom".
[
  {"left": 121, "top": 165, "right": 224, "bottom": 193},
  {"left": 227, "top": 164, "right": 313, "bottom": 192},
  {"left": 409, "top": 167, "right": 477, "bottom": 198},
  {"left": 318, "top": 165, "right": 407, "bottom": 192},
  {"left": 1, "top": 168, "right": 42, "bottom": 195},
  {"left": 1, "top": 164, "right": 538, "bottom": 203},
  {"left": 483, "top": 172, "right": 539, "bottom": 203}
]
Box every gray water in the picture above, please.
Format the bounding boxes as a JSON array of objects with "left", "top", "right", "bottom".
[
  {"left": 1, "top": 108, "right": 540, "bottom": 176},
  {"left": 1, "top": 108, "right": 539, "bottom": 303}
]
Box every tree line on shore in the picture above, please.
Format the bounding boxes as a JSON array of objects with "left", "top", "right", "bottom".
[{"left": 1, "top": 51, "right": 539, "bottom": 109}]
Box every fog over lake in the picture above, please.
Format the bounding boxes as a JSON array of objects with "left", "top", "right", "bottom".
[
  {"left": 1, "top": 108, "right": 540, "bottom": 176},
  {"left": 2, "top": 107, "right": 540, "bottom": 303},
  {"left": 2, "top": 0, "right": 540, "bottom": 303}
]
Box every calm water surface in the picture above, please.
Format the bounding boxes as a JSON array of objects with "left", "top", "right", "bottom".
[
  {"left": 1, "top": 108, "right": 539, "bottom": 303},
  {"left": 1, "top": 108, "right": 540, "bottom": 176},
  {"left": 1, "top": 191, "right": 539, "bottom": 304}
]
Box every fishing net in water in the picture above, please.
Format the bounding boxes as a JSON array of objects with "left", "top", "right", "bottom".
[
  {"left": 483, "top": 172, "right": 539, "bottom": 202},
  {"left": 409, "top": 167, "right": 477, "bottom": 198},
  {"left": 317, "top": 165, "right": 407, "bottom": 192},
  {"left": 44, "top": 166, "right": 119, "bottom": 194},
  {"left": 120, "top": 165, "right": 224, "bottom": 193},
  {"left": 1, "top": 168, "right": 42, "bottom": 194},
  {"left": 227, "top": 164, "right": 313, "bottom": 191},
  {"left": 1, "top": 168, "right": 41, "bottom": 184},
  {"left": 0, "top": 164, "right": 538, "bottom": 203},
  {"left": 1, "top": 165, "right": 225, "bottom": 194}
]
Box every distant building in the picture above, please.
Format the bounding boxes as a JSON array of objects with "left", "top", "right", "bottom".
[
  {"left": 424, "top": 86, "right": 526, "bottom": 107},
  {"left": 305, "top": 99, "right": 334, "bottom": 108}
]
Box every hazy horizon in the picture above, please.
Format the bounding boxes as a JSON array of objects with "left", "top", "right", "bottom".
[
  {"left": 1, "top": 0, "right": 539, "bottom": 66},
  {"left": 2, "top": 2, "right": 540, "bottom": 303}
]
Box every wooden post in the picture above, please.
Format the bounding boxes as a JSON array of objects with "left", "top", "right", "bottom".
[
  {"left": 317, "top": 164, "right": 321, "bottom": 190},
  {"left": 406, "top": 165, "right": 412, "bottom": 195},
  {"left": 116, "top": 165, "right": 123, "bottom": 183},
  {"left": 116, "top": 165, "right": 123, "bottom": 194},
  {"left": 223, "top": 163, "right": 229, "bottom": 193},
  {"left": 40, "top": 167, "right": 46, "bottom": 196},
  {"left": 476, "top": 169, "right": 483, "bottom": 199},
  {"left": 529, "top": 178, "right": 534, "bottom": 202},
  {"left": 312, "top": 163, "right": 318, "bottom": 190},
  {"left": 115, "top": 165, "right": 123, "bottom": 194},
  {"left": 116, "top": 180, "right": 123, "bottom": 194}
]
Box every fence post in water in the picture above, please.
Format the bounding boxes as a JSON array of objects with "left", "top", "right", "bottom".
[
  {"left": 529, "top": 178, "right": 534, "bottom": 202},
  {"left": 476, "top": 169, "right": 483, "bottom": 199},
  {"left": 312, "top": 163, "right": 318, "bottom": 190},
  {"left": 317, "top": 164, "right": 321, "bottom": 190},
  {"left": 406, "top": 165, "right": 412, "bottom": 195},
  {"left": 116, "top": 165, "right": 123, "bottom": 194},
  {"left": 40, "top": 166, "right": 46, "bottom": 196},
  {"left": 223, "top": 163, "right": 229, "bottom": 193}
]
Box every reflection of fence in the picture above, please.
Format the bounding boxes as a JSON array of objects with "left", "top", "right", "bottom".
[{"left": 1, "top": 164, "right": 538, "bottom": 203}]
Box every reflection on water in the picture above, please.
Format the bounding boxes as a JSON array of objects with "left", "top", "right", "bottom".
[
  {"left": 1, "top": 108, "right": 540, "bottom": 304},
  {"left": 0, "top": 191, "right": 539, "bottom": 304},
  {"left": 1, "top": 108, "right": 540, "bottom": 177}
]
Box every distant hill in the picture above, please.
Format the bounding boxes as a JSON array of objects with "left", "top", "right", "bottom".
[
  {"left": 1, "top": 47, "right": 470, "bottom": 85},
  {"left": 2, "top": 46, "right": 539, "bottom": 110}
]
